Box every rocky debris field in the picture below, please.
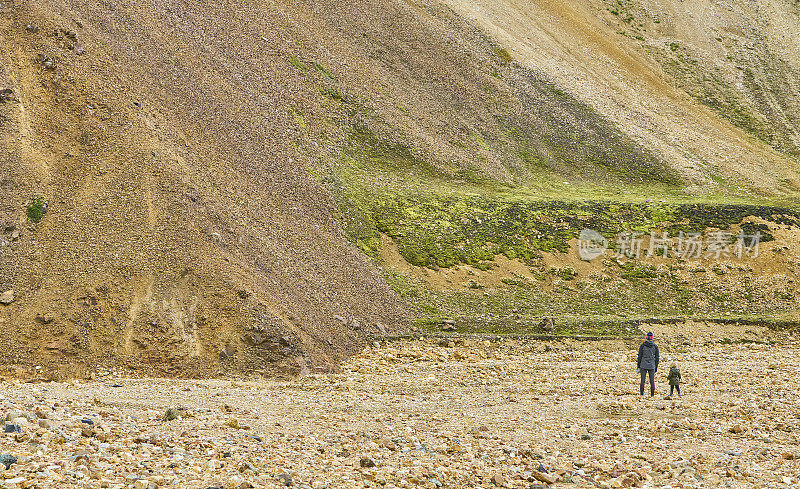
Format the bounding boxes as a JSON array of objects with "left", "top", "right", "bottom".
[{"left": 1, "top": 336, "right": 799, "bottom": 488}]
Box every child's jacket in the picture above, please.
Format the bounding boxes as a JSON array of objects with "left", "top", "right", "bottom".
[{"left": 667, "top": 367, "right": 681, "bottom": 386}]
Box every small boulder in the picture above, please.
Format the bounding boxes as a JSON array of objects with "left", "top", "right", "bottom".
[
  {"left": 0, "top": 290, "right": 14, "bottom": 304},
  {"left": 490, "top": 473, "right": 506, "bottom": 486},
  {"left": 162, "top": 408, "right": 179, "bottom": 421},
  {"left": 0, "top": 89, "right": 16, "bottom": 103},
  {"left": 0, "top": 453, "right": 18, "bottom": 469},
  {"left": 532, "top": 470, "right": 558, "bottom": 485}
]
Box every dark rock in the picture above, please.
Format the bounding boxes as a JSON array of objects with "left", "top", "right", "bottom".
[
  {"left": 25, "top": 24, "right": 39, "bottom": 33},
  {"left": 163, "top": 408, "right": 179, "bottom": 421},
  {"left": 0, "top": 89, "right": 16, "bottom": 103},
  {"left": 441, "top": 319, "right": 456, "bottom": 331},
  {"left": 360, "top": 457, "right": 376, "bottom": 468},
  {"left": 276, "top": 473, "right": 293, "bottom": 486},
  {"left": 35, "top": 313, "right": 54, "bottom": 324},
  {"left": 0, "top": 453, "right": 17, "bottom": 469},
  {"left": 80, "top": 418, "right": 94, "bottom": 425},
  {"left": 3, "top": 424, "right": 20, "bottom": 433},
  {"left": 37, "top": 54, "right": 55, "bottom": 70}
]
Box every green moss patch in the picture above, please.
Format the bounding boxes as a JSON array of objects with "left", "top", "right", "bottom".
[{"left": 27, "top": 195, "right": 46, "bottom": 223}]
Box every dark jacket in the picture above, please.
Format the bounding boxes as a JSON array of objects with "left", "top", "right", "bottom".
[
  {"left": 667, "top": 367, "right": 681, "bottom": 385},
  {"left": 637, "top": 340, "right": 659, "bottom": 371}
]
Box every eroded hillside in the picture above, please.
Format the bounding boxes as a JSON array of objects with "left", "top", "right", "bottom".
[{"left": 1, "top": 0, "right": 799, "bottom": 375}]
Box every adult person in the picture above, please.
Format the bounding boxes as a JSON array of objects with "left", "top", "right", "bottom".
[{"left": 637, "top": 331, "right": 659, "bottom": 396}]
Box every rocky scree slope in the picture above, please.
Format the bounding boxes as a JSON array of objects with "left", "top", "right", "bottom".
[{"left": 1, "top": 0, "right": 800, "bottom": 375}]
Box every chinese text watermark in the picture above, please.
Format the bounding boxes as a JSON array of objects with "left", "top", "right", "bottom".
[{"left": 578, "top": 229, "right": 761, "bottom": 261}]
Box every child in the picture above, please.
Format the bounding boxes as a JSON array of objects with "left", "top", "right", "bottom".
[{"left": 667, "top": 363, "right": 682, "bottom": 397}]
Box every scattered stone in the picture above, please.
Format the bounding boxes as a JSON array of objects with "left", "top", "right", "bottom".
[
  {"left": 0, "top": 338, "right": 792, "bottom": 487},
  {"left": 0, "top": 89, "right": 16, "bottom": 103},
  {"left": 163, "top": 408, "right": 179, "bottom": 421},
  {"left": 4, "top": 477, "right": 26, "bottom": 489},
  {"left": 0, "top": 453, "right": 18, "bottom": 469},
  {"left": 277, "top": 473, "right": 294, "bottom": 486},
  {"left": 0, "top": 290, "right": 14, "bottom": 304},
  {"left": 37, "top": 54, "right": 55, "bottom": 70},
  {"left": 532, "top": 470, "right": 557, "bottom": 485},
  {"left": 538, "top": 317, "right": 555, "bottom": 332},
  {"left": 490, "top": 472, "right": 506, "bottom": 486}
]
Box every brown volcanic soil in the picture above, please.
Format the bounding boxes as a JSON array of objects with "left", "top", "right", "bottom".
[{"left": 0, "top": 0, "right": 419, "bottom": 376}]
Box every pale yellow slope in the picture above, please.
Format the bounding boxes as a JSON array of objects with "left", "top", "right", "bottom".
[{"left": 440, "top": 0, "right": 800, "bottom": 195}]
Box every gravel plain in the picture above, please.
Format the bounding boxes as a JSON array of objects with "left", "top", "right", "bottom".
[{"left": 2, "top": 335, "right": 800, "bottom": 488}]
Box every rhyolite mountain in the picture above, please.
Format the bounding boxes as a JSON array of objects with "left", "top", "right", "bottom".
[{"left": 1, "top": 0, "right": 799, "bottom": 376}]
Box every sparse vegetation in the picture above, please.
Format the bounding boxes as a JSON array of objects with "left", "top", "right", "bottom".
[
  {"left": 312, "top": 61, "right": 334, "bottom": 80},
  {"left": 27, "top": 196, "right": 46, "bottom": 223},
  {"left": 493, "top": 47, "right": 512, "bottom": 64},
  {"left": 288, "top": 55, "right": 308, "bottom": 72}
]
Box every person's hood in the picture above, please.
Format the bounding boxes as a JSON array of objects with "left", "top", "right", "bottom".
[{"left": 643, "top": 340, "right": 655, "bottom": 348}]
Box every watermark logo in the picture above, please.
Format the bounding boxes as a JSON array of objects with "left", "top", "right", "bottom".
[
  {"left": 578, "top": 229, "right": 761, "bottom": 261},
  {"left": 577, "top": 229, "right": 608, "bottom": 261}
]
